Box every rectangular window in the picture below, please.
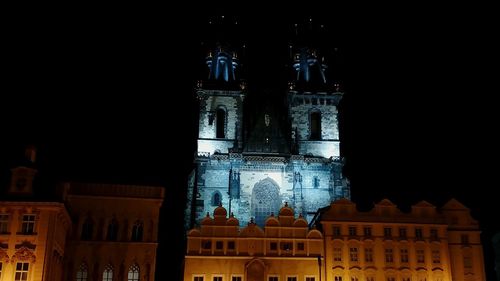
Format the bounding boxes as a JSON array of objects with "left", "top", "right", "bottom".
[
  {"left": 400, "top": 248, "right": 409, "bottom": 263},
  {"left": 270, "top": 242, "right": 277, "bottom": 251},
  {"left": 461, "top": 234, "right": 469, "bottom": 244},
  {"left": 232, "top": 277, "right": 242, "bottom": 281},
  {"left": 349, "top": 247, "right": 358, "bottom": 262},
  {"left": 363, "top": 226, "right": 372, "bottom": 237},
  {"left": 202, "top": 240, "right": 212, "bottom": 250},
  {"left": 334, "top": 277, "right": 342, "bottom": 281},
  {"left": 215, "top": 241, "right": 223, "bottom": 250},
  {"left": 415, "top": 228, "right": 423, "bottom": 239},
  {"left": 384, "top": 227, "right": 392, "bottom": 238},
  {"left": 387, "top": 278, "right": 395, "bottom": 281},
  {"left": 432, "top": 249, "right": 441, "bottom": 264},
  {"left": 348, "top": 226, "right": 357, "bottom": 236},
  {"left": 333, "top": 247, "right": 342, "bottom": 262},
  {"left": 21, "top": 215, "right": 35, "bottom": 234},
  {"left": 213, "top": 277, "right": 223, "bottom": 281},
  {"left": 297, "top": 242, "right": 305, "bottom": 251},
  {"left": 287, "top": 277, "right": 297, "bottom": 281},
  {"left": 281, "top": 242, "right": 293, "bottom": 251},
  {"left": 365, "top": 248, "right": 373, "bottom": 262},
  {"left": 351, "top": 277, "right": 358, "bottom": 281},
  {"left": 269, "top": 277, "right": 279, "bottom": 281},
  {"left": 399, "top": 227, "right": 407, "bottom": 239},
  {"left": 366, "top": 278, "right": 375, "bottom": 281},
  {"left": 305, "top": 278, "right": 315, "bottom": 281},
  {"left": 0, "top": 214, "right": 9, "bottom": 233},
  {"left": 15, "top": 262, "right": 29, "bottom": 281},
  {"left": 227, "top": 241, "right": 235, "bottom": 250},
  {"left": 417, "top": 249, "right": 425, "bottom": 263},
  {"left": 385, "top": 248, "right": 394, "bottom": 263},
  {"left": 333, "top": 226, "right": 341, "bottom": 237},
  {"left": 430, "top": 228, "right": 438, "bottom": 240},
  {"left": 464, "top": 256, "right": 472, "bottom": 268},
  {"left": 194, "top": 277, "right": 204, "bottom": 281}
]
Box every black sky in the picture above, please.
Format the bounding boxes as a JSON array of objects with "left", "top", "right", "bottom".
[{"left": 1, "top": 14, "right": 499, "bottom": 280}]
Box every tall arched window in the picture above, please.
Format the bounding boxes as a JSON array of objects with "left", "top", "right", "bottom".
[
  {"left": 102, "top": 264, "right": 113, "bottom": 281},
  {"left": 76, "top": 263, "right": 88, "bottom": 281},
  {"left": 81, "top": 218, "right": 93, "bottom": 241},
  {"left": 106, "top": 219, "right": 119, "bottom": 241},
  {"left": 216, "top": 108, "right": 226, "bottom": 138},
  {"left": 131, "top": 221, "right": 143, "bottom": 242},
  {"left": 310, "top": 111, "right": 321, "bottom": 140},
  {"left": 211, "top": 192, "right": 222, "bottom": 206},
  {"left": 128, "top": 264, "right": 140, "bottom": 281}
]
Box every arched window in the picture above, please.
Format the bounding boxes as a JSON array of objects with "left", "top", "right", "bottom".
[
  {"left": 131, "top": 221, "right": 143, "bottom": 242},
  {"left": 310, "top": 111, "right": 321, "bottom": 140},
  {"left": 76, "top": 263, "right": 88, "bottom": 281},
  {"left": 106, "top": 219, "right": 119, "bottom": 241},
  {"left": 81, "top": 218, "right": 93, "bottom": 241},
  {"left": 211, "top": 192, "right": 221, "bottom": 206},
  {"left": 102, "top": 264, "right": 113, "bottom": 281},
  {"left": 128, "top": 264, "right": 140, "bottom": 281},
  {"left": 216, "top": 108, "right": 226, "bottom": 138}
]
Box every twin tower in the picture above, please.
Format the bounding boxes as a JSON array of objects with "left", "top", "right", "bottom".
[{"left": 185, "top": 21, "right": 349, "bottom": 229}]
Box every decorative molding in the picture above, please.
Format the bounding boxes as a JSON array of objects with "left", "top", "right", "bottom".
[{"left": 11, "top": 246, "right": 36, "bottom": 263}]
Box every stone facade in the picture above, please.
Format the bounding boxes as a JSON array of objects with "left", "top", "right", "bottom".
[{"left": 186, "top": 44, "right": 350, "bottom": 230}]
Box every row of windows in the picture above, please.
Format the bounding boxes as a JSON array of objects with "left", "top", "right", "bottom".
[
  {"left": 0, "top": 214, "right": 36, "bottom": 235},
  {"left": 333, "top": 247, "right": 442, "bottom": 264},
  {"left": 80, "top": 218, "right": 144, "bottom": 242},
  {"left": 193, "top": 276, "right": 315, "bottom": 281},
  {"left": 333, "top": 226, "right": 442, "bottom": 240},
  {"left": 76, "top": 263, "right": 140, "bottom": 281},
  {"left": 200, "top": 240, "right": 306, "bottom": 252}
]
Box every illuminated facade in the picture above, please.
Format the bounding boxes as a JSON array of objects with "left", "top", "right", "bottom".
[
  {"left": 316, "top": 198, "right": 486, "bottom": 281},
  {"left": 184, "top": 204, "right": 323, "bottom": 281},
  {"left": 0, "top": 147, "right": 164, "bottom": 281},
  {"left": 62, "top": 182, "right": 164, "bottom": 281},
  {"left": 186, "top": 36, "right": 349, "bottom": 229}
]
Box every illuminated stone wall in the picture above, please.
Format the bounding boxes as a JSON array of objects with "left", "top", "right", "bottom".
[{"left": 191, "top": 155, "right": 346, "bottom": 227}]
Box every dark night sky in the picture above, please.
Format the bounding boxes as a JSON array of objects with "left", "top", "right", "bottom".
[{"left": 1, "top": 14, "right": 499, "bottom": 280}]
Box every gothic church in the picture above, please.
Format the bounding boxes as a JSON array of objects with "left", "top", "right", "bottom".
[{"left": 185, "top": 20, "right": 349, "bottom": 228}]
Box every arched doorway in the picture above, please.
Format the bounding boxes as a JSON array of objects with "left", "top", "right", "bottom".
[
  {"left": 251, "top": 178, "right": 281, "bottom": 226},
  {"left": 246, "top": 259, "right": 265, "bottom": 281}
]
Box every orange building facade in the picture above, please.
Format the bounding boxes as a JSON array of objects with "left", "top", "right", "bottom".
[
  {"left": 184, "top": 204, "right": 324, "bottom": 281},
  {"left": 184, "top": 198, "right": 487, "bottom": 281},
  {"left": 0, "top": 148, "right": 164, "bottom": 281}
]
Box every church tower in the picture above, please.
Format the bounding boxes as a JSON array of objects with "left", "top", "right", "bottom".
[
  {"left": 186, "top": 18, "right": 350, "bottom": 230},
  {"left": 8, "top": 145, "right": 37, "bottom": 195}
]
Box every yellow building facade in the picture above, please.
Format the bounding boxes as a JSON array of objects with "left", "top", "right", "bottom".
[
  {"left": 319, "top": 198, "right": 486, "bottom": 281},
  {"left": 184, "top": 203, "right": 324, "bottom": 281},
  {"left": 0, "top": 202, "right": 71, "bottom": 281},
  {"left": 184, "top": 198, "right": 486, "bottom": 281}
]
